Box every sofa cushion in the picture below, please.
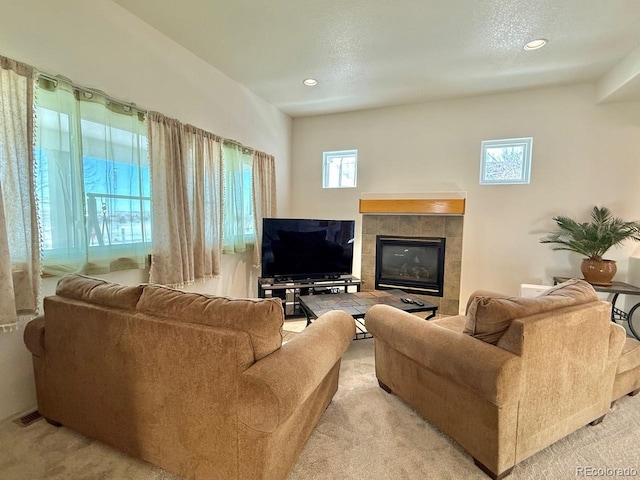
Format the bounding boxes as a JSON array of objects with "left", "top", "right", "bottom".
[
  {"left": 137, "top": 285, "right": 284, "bottom": 360},
  {"left": 56, "top": 274, "right": 144, "bottom": 310},
  {"left": 464, "top": 279, "right": 597, "bottom": 344}
]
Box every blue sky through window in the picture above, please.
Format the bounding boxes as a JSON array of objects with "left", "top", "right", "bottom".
[{"left": 37, "top": 149, "right": 151, "bottom": 250}]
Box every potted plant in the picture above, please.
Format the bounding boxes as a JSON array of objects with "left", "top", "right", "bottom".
[{"left": 540, "top": 206, "right": 640, "bottom": 285}]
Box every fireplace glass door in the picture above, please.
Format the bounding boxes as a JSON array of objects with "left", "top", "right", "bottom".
[{"left": 375, "top": 235, "right": 445, "bottom": 296}]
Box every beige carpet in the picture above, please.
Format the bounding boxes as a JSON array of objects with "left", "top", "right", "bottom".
[{"left": 1, "top": 338, "right": 639, "bottom": 480}]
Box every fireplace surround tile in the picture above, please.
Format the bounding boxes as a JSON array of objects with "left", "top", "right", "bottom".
[
  {"left": 445, "top": 236, "right": 463, "bottom": 260},
  {"left": 419, "top": 216, "right": 446, "bottom": 236},
  {"left": 398, "top": 216, "right": 422, "bottom": 236},
  {"left": 361, "top": 234, "right": 376, "bottom": 255},
  {"left": 362, "top": 216, "right": 382, "bottom": 234},
  {"left": 445, "top": 216, "right": 464, "bottom": 237},
  {"left": 444, "top": 260, "right": 462, "bottom": 298},
  {"left": 378, "top": 216, "right": 400, "bottom": 234},
  {"left": 441, "top": 298, "right": 460, "bottom": 315}
]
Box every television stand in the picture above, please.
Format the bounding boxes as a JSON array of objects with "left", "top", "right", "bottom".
[{"left": 258, "top": 276, "right": 361, "bottom": 318}]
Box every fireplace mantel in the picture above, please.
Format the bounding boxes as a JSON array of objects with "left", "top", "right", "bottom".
[{"left": 359, "top": 193, "right": 465, "bottom": 215}]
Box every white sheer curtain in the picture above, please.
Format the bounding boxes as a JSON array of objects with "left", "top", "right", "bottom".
[
  {"left": 0, "top": 56, "right": 40, "bottom": 332},
  {"left": 35, "top": 75, "right": 150, "bottom": 275},
  {"left": 148, "top": 113, "right": 222, "bottom": 286},
  {"left": 251, "top": 151, "right": 277, "bottom": 268},
  {"left": 185, "top": 125, "right": 222, "bottom": 282},
  {"left": 222, "top": 142, "right": 254, "bottom": 254}
]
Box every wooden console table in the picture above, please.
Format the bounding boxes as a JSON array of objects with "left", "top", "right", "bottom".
[{"left": 553, "top": 277, "right": 640, "bottom": 340}]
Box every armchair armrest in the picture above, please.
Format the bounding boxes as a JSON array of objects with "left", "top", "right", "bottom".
[
  {"left": 238, "top": 310, "right": 355, "bottom": 432},
  {"left": 24, "top": 316, "right": 45, "bottom": 357},
  {"left": 608, "top": 322, "right": 626, "bottom": 365},
  {"left": 366, "top": 305, "right": 522, "bottom": 405}
]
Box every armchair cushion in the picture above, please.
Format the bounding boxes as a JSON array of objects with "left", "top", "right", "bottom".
[
  {"left": 464, "top": 279, "right": 597, "bottom": 344},
  {"left": 464, "top": 289, "right": 510, "bottom": 314},
  {"left": 537, "top": 277, "right": 599, "bottom": 302}
]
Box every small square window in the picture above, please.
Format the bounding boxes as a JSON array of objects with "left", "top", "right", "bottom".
[
  {"left": 323, "top": 149, "right": 357, "bottom": 188},
  {"left": 480, "top": 137, "right": 532, "bottom": 185}
]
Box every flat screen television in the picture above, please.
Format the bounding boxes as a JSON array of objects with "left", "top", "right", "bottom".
[{"left": 261, "top": 218, "right": 355, "bottom": 281}]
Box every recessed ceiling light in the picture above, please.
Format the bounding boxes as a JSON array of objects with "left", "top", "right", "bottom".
[
  {"left": 524, "top": 39, "right": 548, "bottom": 51},
  {"left": 303, "top": 78, "right": 318, "bottom": 86}
]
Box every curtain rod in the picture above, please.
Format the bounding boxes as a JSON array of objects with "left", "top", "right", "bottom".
[
  {"left": 35, "top": 71, "right": 259, "bottom": 155},
  {"left": 35, "top": 71, "right": 146, "bottom": 113},
  {"left": 223, "top": 138, "right": 254, "bottom": 153}
]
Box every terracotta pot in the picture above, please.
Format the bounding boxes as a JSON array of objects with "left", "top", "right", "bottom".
[{"left": 581, "top": 259, "right": 617, "bottom": 286}]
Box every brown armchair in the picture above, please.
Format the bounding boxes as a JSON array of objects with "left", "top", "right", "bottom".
[{"left": 366, "top": 280, "right": 626, "bottom": 479}]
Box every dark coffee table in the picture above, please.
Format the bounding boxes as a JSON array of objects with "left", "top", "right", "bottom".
[{"left": 298, "top": 289, "right": 438, "bottom": 339}]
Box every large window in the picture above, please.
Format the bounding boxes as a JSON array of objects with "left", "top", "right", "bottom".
[{"left": 35, "top": 78, "right": 150, "bottom": 274}]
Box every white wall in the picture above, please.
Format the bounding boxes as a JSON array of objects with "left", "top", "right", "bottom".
[
  {"left": 627, "top": 250, "right": 640, "bottom": 313},
  {"left": 291, "top": 84, "right": 640, "bottom": 308},
  {"left": 0, "top": 0, "right": 292, "bottom": 420}
]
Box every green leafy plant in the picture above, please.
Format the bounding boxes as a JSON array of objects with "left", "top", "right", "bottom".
[{"left": 540, "top": 206, "right": 640, "bottom": 261}]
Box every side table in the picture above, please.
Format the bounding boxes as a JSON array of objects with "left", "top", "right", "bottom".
[{"left": 553, "top": 277, "right": 640, "bottom": 340}]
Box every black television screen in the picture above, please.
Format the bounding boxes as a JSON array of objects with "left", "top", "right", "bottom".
[{"left": 261, "top": 218, "right": 355, "bottom": 280}]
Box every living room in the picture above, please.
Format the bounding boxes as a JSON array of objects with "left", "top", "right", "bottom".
[{"left": 1, "top": 0, "right": 640, "bottom": 478}]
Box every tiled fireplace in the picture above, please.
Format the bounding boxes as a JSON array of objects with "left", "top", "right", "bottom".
[{"left": 359, "top": 195, "right": 464, "bottom": 316}]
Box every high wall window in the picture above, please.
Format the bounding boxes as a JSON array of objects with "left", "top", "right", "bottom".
[
  {"left": 480, "top": 137, "right": 533, "bottom": 185},
  {"left": 323, "top": 149, "right": 357, "bottom": 188},
  {"left": 35, "top": 77, "right": 150, "bottom": 275}
]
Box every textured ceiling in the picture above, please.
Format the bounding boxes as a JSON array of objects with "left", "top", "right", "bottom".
[{"left": 113, "top": 0, "right": 640, "bottom": 117}]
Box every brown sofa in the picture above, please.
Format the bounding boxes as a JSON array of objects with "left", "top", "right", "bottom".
[
  {"left": 23, "top": 274, "right": 355, "bottom": 480},
  {"left": 366, "top": 279, "right": 630, "bottom": 480}
]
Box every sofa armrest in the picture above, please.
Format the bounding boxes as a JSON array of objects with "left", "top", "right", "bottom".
[
  {"left": 366, "top": 305, "right": 522, "bottom": 405},
  {"left": 238, "top": 310, "right": 355, "bottom": 432},
  {"left": 24, "top": 316, "right": 45, "bottom": 357}
]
